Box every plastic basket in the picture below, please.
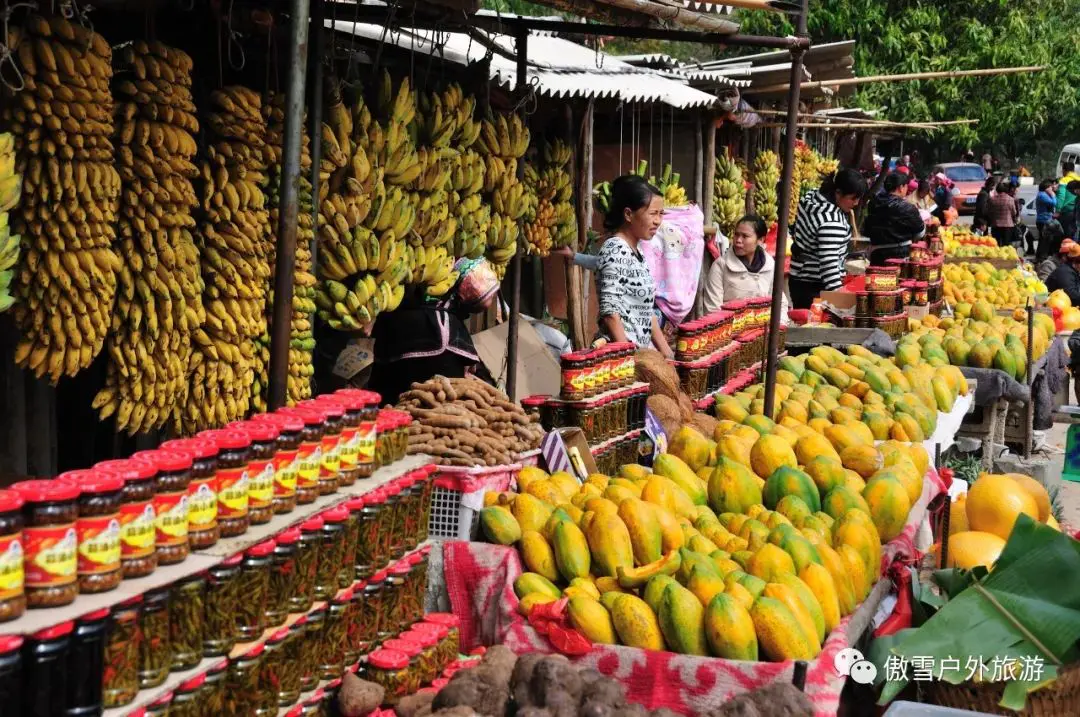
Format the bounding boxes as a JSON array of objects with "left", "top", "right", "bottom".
[{"left": 427, "top": 463, "right": 521, "bottom": 541}]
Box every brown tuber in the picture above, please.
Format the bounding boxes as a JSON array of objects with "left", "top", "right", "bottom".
[
  {"left": 395, "top": 691, "right": 436, "bottom": 717},
  {"left": 708, "top": 682, "right": 814, "bottom": 717},
  {"left": 336, "top": 672, "right": 385, "bottom": 717}
]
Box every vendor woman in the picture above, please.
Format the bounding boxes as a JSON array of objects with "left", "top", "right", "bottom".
[
  {"left": 595, "top": 175, "right": 674, "bottom": 358},
  {"left": 701, "top": 214, "right": 789, "bottom": 322}
]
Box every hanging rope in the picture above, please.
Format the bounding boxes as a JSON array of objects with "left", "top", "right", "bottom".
[
  {"left": 226, "top": 0, "right": 245, "bottom": 72},
  {"left": 618, "top": 101, "right": 623, "bottom": 175},
  {"left": 0, "top": 1, "right": 38, "bottom": 92}
]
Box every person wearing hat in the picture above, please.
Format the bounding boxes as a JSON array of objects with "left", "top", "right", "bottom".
[{"left": 1046, "top": 240, "right": 1080, "bottom": 305}]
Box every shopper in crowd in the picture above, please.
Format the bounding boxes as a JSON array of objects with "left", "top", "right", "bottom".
[
  {"left": 1057, "top": 162, "right": 1080, "bottom": 238},
  {"left": 988, "top": 181, "right": 1019, "bottom": 247},
  {"left": 973, "top": 176, "right": 997, "bottom": 233},
  {"left": 594, "top": 175, "right": 673, "bottom": 356},
  {"left": 907, "top": 179, "right": 936, "bottom": 212},
  {"left": 788, "top": 168, "right": 865, "bottom": 309},
  {"left": 701, "top": 214, "right": 789, "bottom": 321},
  {"left": 931, "top": 173, "right": 955, "bottom": 224},
  {"left": 1035, "top": 178, "right": 1060, "bottom": 260},
  {"left": 863, "top": 172, "right": 926, "bottom": 264},
  {"left": 1047, "top": 241, "right": 1080, "bottom": 306}
]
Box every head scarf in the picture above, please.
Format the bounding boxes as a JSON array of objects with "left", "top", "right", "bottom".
[{"left": 452, "top": 257, "right": 500, "bottom": 309}]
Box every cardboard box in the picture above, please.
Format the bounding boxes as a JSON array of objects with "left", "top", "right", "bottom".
[
  {"left": 473, "top": 318, "right": 561, "bottom": 399},
  {"left": 558, "top": 428, "right": 597, "bottom": 480},
  {"left": 820, "top": 290, "right": 857, "bottom": 311}
]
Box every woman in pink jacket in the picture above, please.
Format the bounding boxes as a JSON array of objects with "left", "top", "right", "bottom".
[{"left": 701, "top": 214, "right": 789, "bottom": 322}]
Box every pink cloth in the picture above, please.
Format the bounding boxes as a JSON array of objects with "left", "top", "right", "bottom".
[{"left": 640, "top": 204, "right": 705, "bottom": 325}]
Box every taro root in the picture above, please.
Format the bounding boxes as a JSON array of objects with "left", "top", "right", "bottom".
[
  {"left": 337, "top": 672, "right": 385, "bottom": 717},
  {"left": 710, "top": 683, "right": 814, "bottom": 717},
  {"left": 432, "top": 672, "right": 509, "bottom": 717},
  {"left": 395, "top": 691, "right": 436, "bottom": 717}
]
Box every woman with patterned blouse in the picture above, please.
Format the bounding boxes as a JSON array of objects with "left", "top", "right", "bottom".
[{"left": 595, "top": 175, "right": 674, "bottom": 358}]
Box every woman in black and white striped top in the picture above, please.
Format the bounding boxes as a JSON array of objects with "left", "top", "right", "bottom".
[{"left": 788, "top": 168, "right": 867, "bottom": 309}]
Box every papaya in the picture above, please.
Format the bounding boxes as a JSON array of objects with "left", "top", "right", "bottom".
[
  {"left": 750, "top": 435, "right": 798, "bottom": 480},
  {"left": 686, "top": 564, "right": 728, "bottom": 607},
  {"left": 643, "top": 574, "right": 678, "bottom": 613},
  {"left": 803, "top": 456, "right": 847, "bottom": 496},
  {"left": 993, "top": 346, "right": 1017, "bottom": 380},
  {"left": 570, "top": 577, "right": 601, "bottom": 599},
  {"left": 595, "top": 576, "right": 627, "bottom": 595},
  {"left": 599, "top": 591, "right": 623, "bottom": 611},
  {"left": 641, "top": 476, "right": 677, "bottom": 514},
  {"left": 862, "top": 475, "right": 912, "bottom": 542},
  {"left": 706, "top": 457, "right": 763, "bottom": 516},
  {"left": 524, "top": 479, "right": 565, "bottom": 506},
  {"left": 861, "top": 411, "right": 894, "bottom": 441},
  {"left": 737, "top": 519, "right": 770, "bottom": 551},
  {"left": 799, "top": 515, "right": 832, "bottom": 544},
  {"left": 541, "top": 507, "right": 576, "bottom": 542},
  {"left": 838, "top": 543, "right": 871, "bottom": 600},
  {"left": 834, "top": 522, "right": 880, "bottom": 583},
  {"left": 552, "top": 520, "right": 591, "bottom": 581},
  {"left": 840, "top": 444, "right": 884, "bottom": 479},
  {"left": 773, "top": 573, "right": 826, "bottom": 644},
  {"left": 798, "top": 565, "right": 841, "bottom": 632},
  {"left": 616, "top": 549, "right": 682, "bottom": 589},
  {"left": 767, "top": 523, "right": 797, "bottom": 546},
  {"left": 763, "top": 466, "right": 821, "bottom": 512},
  {"left": 676, "top": 548, "right": 720, "bottom": 584},
  {"left": 714, "top": 395, "right": 749, "bottom": 422},
  {"left": 618, "top": 498, "right": 663, "bottom": 565},
  {"left": 805, "top": 355, "right": 830, "bottom": 375},
  {"left": 669, "top": 426, "right": 714, "bottom": 473},
  {"left": 703, "top": 593, "right": 758, "bottom": 660},
  {"left": 775, "top": 494, "right": 813, "bottom": 526},
  {"left": 688, "top": 534, "right": 721, "bottom": 555},
  {"left": 779, "top": 355, "right": 805, "bottom": 378},
  {"left": 584, "top": 512, "right": 635, "bottom": 578},
  {"left": 517, "top": 466, "right": 550, "bottom": 493},
  {"left": 511, "top": 494, "right": 555, "bottom": 535},
  {"left": 549, "top": 471, "right": 582, "bottom": 501},
  {"left": 710, "top": 553, "right": 741, "bottom": 577},
  {"left": 751, "top": 596, "right": 819, "bottom": 661},
  {"left": 480, "top": 506, "right": 522, "bottom": 545},
  {"left": 931, "top": 375, "right": 956, "bottom": 412},
  {"left": 762, "top": 583, "right": 819, "bottom": 648},
  {"left": 779, "top": 533, "right": 821, "bottom": 573},
  {"left": 653, "top": 454, "right": 708, "bottom": 506},
  {"left": 743, "top": 415, "right": 777, "bottom": 436},
  {"left": 518, "top": 592, "right": 558, "bottom": 617},
  {"left": 822, "top": 486, "right": 871, "bottom": 519},
  {"left": 611, "top": 594, "right": 665, "bottom": 651},
  {"left": 586, "top": 474, "right": 611, "bottom": 491},
  {"left": 658, "top": 583, "right": 708, "bottom": 655},
  {"left": 794, "top": 432, "right": 841, "bottom": 466},
  {"left": 777, "top": 399, "right": 809, "bottom": 425},
  {"left": 823, "top": 424, "right": 866, "bottom": 454},
  {"left": 567, "top": 597, "right": 617, "bottom": 644},
  {"left": 724, "top": 580, "right": 755, "bottom": 611},
  {"left": 746, "top": 543, "right": 796, "bottom": 582},
  {"left": 514, "top": 572, "right": 561, "bottom": 600},
  {"left": 520, "top": 530, "right": 560, "bottom": 582},
  {"left": 604, "top": 485, "right": 637, "bottom": 505},
  {"left": 816, "top": 543, "right": 857, "bottom": 616},
  {"left": 873, "top": 465, "right": 922, "bottom": 508},
  {"left": 715, "top": 433, "right": 754, "bottom": 467},
  {"left": 652, "top": 504, "right": 686, "bottom": 553}
]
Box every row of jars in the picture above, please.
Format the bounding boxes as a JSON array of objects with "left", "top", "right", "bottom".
[
  {"left": 558, "top": 342, "right": 638, "bottom": 401},
  {"left": 0, "top": 391, "right": 422, "bottom": 621}
]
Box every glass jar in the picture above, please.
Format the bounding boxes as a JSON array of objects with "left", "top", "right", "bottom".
[
  {"left": 316, "top": 506, "right": 348, "bottom": 601},
  {"left": 312, "top": 396, "right": 348, "bottom": 488},
  {"left": 419, "top": 465, "right": 436, "bottom": 543},
  {"left": 387, "top": 563, "right": 411, "bottom": 632},
  {"left": 0, "top": 490, "right": 25, "bottom": 622},
  {"left": 400, "top": 628, "right": 440, "bottom": 685},
  {"left": 103, "top": 596, "right": 141, "bottom": 708},
  {"left": 357, "top": 578, "right": 381, "bottom": 653},
  {"left": 380, "top": 485, "right": 403, "bottom": 562},
  {"left": 204, "top": 553, "right": 241, "bottom": 656},
  {"left": 291, "top": 517, "right": 322, "bottom": 613},
  {"left": 138, "top": 588, "right": 171, "bottom": 688},
  {"left": 258, "top": 629, "right": 288, "bottom": 717},
  {"left": 162, "top": 437, "right": 220, "bottom": 549},
  {"left": 234, "top": 420, "right": 278, "bottom": 525},
  {"left": 282, "top": 407, "right": 328, "bottom": 503},
  {"left": 320, "top": 589, "right": 351, "bottom": 680},
  {"left": 299, "top": 609, "right": 324, "bottom": 693},
  {"left": 67, "top": 607, "right": 108, "bottom": 716},
  {"left": 226, "top": 644, "right": 265, "bottom": 716},
  {"left": 272, "top": 624, "right": 302, "bottom": 707},
  {"left": 207, "top": 429, "right": 252, "bottom": 537},
  {"left": 342, "top": 497, "right": 364, "bottom": 588},
  {"left": 398, "top": 475, "right": 420, "bottom": 555},
  {"left": 343, "top": 585, "right": 363, "bottom": 667},
  {"left": 169, "top": 573, "right": 206, "bottom": 671},
  {"left": 10, "top": 479, "right": 79, "bottom": 608},
  {"left": 25, "top": 622, "right": 73, "bottom": 717},
  {"left": 423, "top": 613, "right": 460, "bottom": 661},
  {"left": 59, "top": 468, "right": 124, "bottom": 594},
  {"left": 283, "top": 616, "right": 307, "bottom": 702},
  {"left": 170, "top": 673, "right": 204, "bottom": 717},
  {"left": 411, "top": 621, "right": 450, "bottom": 673},
  {"left": 199, "top": 659, "right": 228, "bottom": 715},
  {"left": 374, "top": 416, "right": 390, "bottom": 470},
  {"left": 252, "top": 411, "right": 303, "bottom": 513},
  {"left": 354, "top": 493, "right": 383, "bottom": 580},
  {"left": 334, "top": 389, "right": 379, "bottom": 480},
  {"left": 362, "top": 648, "right": 411, "bottom": 705},
  {"left": 267, "top": 531, "right": 301, "bottom": 633},
  {"left": 237, "top": 539, "right": 275, "bottom": 640},
  {"left": 146, "top": 692, "right": 172, "bottom": 716},
  {"left": 372, "top": 570, "right": 395, "bottom": 643},
  {"left": 96, "top": 458, "right": 158, "bottom": 579},
  {"left": 0, "top": 635, "right": 21, "bottom": 710},
  {"left": 150, "top": 450, "right": 193, "bottom": 565},
  {"left": 409, "top": 549, "right": 429, "bottom": 620}
]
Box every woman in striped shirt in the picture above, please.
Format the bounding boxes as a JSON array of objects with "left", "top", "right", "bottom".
[{"left": 788, "top": 168, "right": 867, "bottom": 309}]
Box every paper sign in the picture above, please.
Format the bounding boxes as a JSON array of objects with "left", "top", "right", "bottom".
[
  {"left": 333, "top": 339, "right": 374, "bottom": 380},
  {"left": 644, "top": 408, "right": 667, "bottom": 466}
]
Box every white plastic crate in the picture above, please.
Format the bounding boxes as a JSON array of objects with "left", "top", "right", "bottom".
[{"left": 427, "top": 463, "right": 521, "bottom": 540}]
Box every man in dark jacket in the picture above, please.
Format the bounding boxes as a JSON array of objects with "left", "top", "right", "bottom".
[
  {"left": 1047, "top": 243, "right": 1080, "bottom": 306},
  {"left": 973, "top": 176, "right": 997, "bottom": 234},
  {"left": 863, "top": 172, "right": 926, "bottom": 264}
]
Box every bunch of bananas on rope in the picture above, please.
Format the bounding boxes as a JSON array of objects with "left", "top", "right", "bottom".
[
  {"left": 753, "top": 150, "right": 780, "bottom": 225},
  {"left": 178, "top": 86, "right": 272, "bottom": 433},
  {"left": 0, "top": 133, "right": 22, "bottom": 313},
  {"left": 265, "top": 92, "right": 316, "bottom": 405},
  {"left": 91, "top": 42, "right": 204, "bottom": 434},
  {"left": 817, "top": 155, "right": 839, "bottom": 180},
  {"left": 4, "top": 14, "right": 122, "bottom": 382},
  {"left": 789, "top": 142, "right": 820, "bottom": 224},
  {"left": 449, "top": 149, "right": 489, "bottom": 260},
  {"left": 648, "top": 162, "right": 688, "bottom": 208},
  {"left": 543, "top": 139, "right": 576, "bottom": 250},
  {"left": 477, "top": 111, "right": 529, "bottom": 277},
  {"left": 713, "top": 150, "right": 746, "bottom": 236}
]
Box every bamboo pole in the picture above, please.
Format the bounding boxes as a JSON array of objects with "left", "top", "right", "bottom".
[
  {"left": 570, "top": 98, "right": 595, "bottom": 350},
  {"left": 593, "top": 0, "right": 740, "bottom": 33},
  {"left": 702, "top": 114, "right": 717, "bottom": 224},
  {"left": 746, "top": 65, "right": 1045, "bottom": 95},
  {"left": 749, "top": 108, "right": 980, "bottom": 128},
  {"left": 756, "top": 121, "right": 979, "bottom": 131},
  {"left": 694, "top": 112, "right": 705, "bottom": 205}
]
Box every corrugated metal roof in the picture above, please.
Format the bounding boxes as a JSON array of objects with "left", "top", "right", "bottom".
[{"left": 328, "top": 21, "right": 722, "bottom": 109}]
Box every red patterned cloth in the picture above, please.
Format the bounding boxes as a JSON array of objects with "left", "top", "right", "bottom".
[{"left": 443, "top": 468, "right": 943, "bottom": 716}]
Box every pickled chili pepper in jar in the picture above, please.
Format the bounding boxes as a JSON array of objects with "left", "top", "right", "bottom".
[
  {"left": 400, "top": 628, "right": 440, "bottom": 686},
  {"left": 96, "top": 458, "right": 158, "bottom": 579},
  {"left": 11, "top": 479, "right": 80, "bottom": 608},
  {"left": 275, "top": 623, "right": 303, "bottom": 707},
  {"left": 161, "top": 437, "right": 220, "bottom": 549},
  {"left": 299, "top": 608, "right": 324, "bottom": 693},
  {"left": 382, "top": 483, "right": 405, "bottom": 561},
  {"left": 410, "top": 621, "right": 450, "bottom": 673},
  {"left": 251, "top": 411, "right": 303, "bottom": 513},
  {"left": 0, "top": 635, "right": 21, "bottom": 711},
  {"left": 257, "top": 628, "right": 287, "bottom": 717},
  {"left": 205, "top": 429, "right": 252, "bottom": 537},
  {"left": 265, "top": 527, "right": 300, "bottom": 628},
  {"left": 25, "top": 622, "right": 73, "bottom": 717},
  {"left": 237, "top": 539, "right": 276, "bottom": 641},
  {"left": 232, "top": 420, "right": 278, "bottom": 525},
  {"left": 372, "top": 569, "right": 395, "bottom": 643},
  {"left": 292, "top": 516, "right": 323, "bottom": 613},
  {"left": 381, "top": 637, "right": 424, "bottom": 693},
  {"left": 102, "top": 595, "right": 140, "bottom": 708},
  {"left": 169, "top": 673, "right": 204, "bottom": 717},
  {"left": 280, "top": 407, "right": 327, "bottom": 504},
  {"left": 423, "top": 613, "right": 461, "bottom": 661},
  {"left": 59, "top": 468, "right": 124, "bottom": 594},
  {"left": 354, "top": 492, "right": 383, "bottom": 579},
  {"left": 138, "top": 588, "right": 171, "bottom": 689},
  {"left": 146, "top": 692, "right": 172, "bottom": 717},
  {"left": 418, "top": 465, "right": 437, "bottom": 543},
  {"left": 225, "top": 644, "right": 265, "bottom": 716},
  {"left": 169, "top": 573, "right": 206, "bottom": 671},
  {"left": 67, "top": 607, "right": 108, "bottom": 716},
  {"left": 388, "top": 562, "right": 413, "bottom": 631},
  {"left": 344, "top": 584, "right": 363, "bottom": 667},
  {"left": 199, "top": 659, "right": 229, "bottom": 715},
  {"left": 148, "top": 450, "right": 192, "bottom": 565},
  {"left": 319, "top": 588, "right": 351, "bottom": 680},
  {"left": 204, "top": 553, "right": 241, "bottom": 657},
  {"left": 362, "top": 649, "right": 411, "bottom": 706},
  {"left": 396, "top": 475, "right": 419, "bottom": 555},
  {"left": 342, "top": 497, "right": 364, "bottom": 587},
  {"left": 0, "top": 490, "right": 25, "bottom": 622},
  {"left": 316, "top": 506, "right": 348, "bottom": 600}
]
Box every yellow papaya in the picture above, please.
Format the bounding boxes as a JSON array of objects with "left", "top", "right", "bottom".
[
  {"left": 688, "top": 534, "right": 720, "bottom": 555},
  {"left": 652, "top": 504, "right": 686, "bottom": 553},
  {"left": 604, "top": 485, "right": 638, "bottom": 505},
  {"left": 824, "top": 424, "right": 867, "bottom": 454},
  {"left": 524, "top": 479, "right": 565, "bottom": 506},
  {"left": 541, "top": 507, "right": 576, "bottom": 542},
  {"left": 816, "top": 543, "right": 857, "bottom": 616},
  {"left": 567, "top": 597, "right": 617, "bottom": 644},
  {"left": 552, "top": 520, "right": 591, "bottom": 581},
  {"left": 585, "top": 474, "right": 611, "bottom": 491},
  {"left": 599, "top": 591, "right": 623, "bottom": 611},
  {"left": 617, "top": 549, "right": 682, "bottom": 589},
  {"left": 735, "top": 571, "right": 766, "bottom": 599},
  {"left": 643, "top": 574, "right": 678, "bottom": 613},
  {"left": 794, "top": 432, "right": 842, "bottom": 466},
  {"left": 584, "top": 497, "right": 620, "bottom": 517},
  {"left": 520, "top": 530, "right": 559, "bottom": 582},
  {"left": 480, "top": 506, "right": 521, "bottom": 545},
  {"left": 704, "top": 593, "right": 758, "bottom": 660},
  {"left": 676, "top": 548, "right": 720, "bottom": 584},
  {"left": 669, "top": 426, "right": 714, "bottom": 473},
  {"left": 549, "top": 471, "right": 582, "bottom": 501},
  {"left": 609, "top": 478, "right": 643, "bottom": 496},
  {"left": 658, "top": 583, "right": 708, "bottom": 655},
  {"left": 750, "top": 435, "right": 798, "bottom": 479},
  {"left": 513, "top": 493, "right": 554, "bottom": 534},
  {"left": 514, "top": 572, "right": 561, "bottom": 600},
  {"left": 762, "top": 582, "right": 820, "bottom": 648},
  {"left": 738, "top": 519, "right": 770, "bottom": 551},
  {"left": 716, "top": 433, "right": 754, "bottom": 467},
  {"left": 746, "top": 543, "right": 796, "bottom": 582},
  {"left": 799, "top": 563, "right": 841, "bottom": 633},
  {"left": 775, "top": 495, "right": 813, "bottom": 526},
  {"left": 611, "top": 594, "right": 665, "bottom": 651},
  {"left": 751, "top": 596, "right": 819, "bottom": 661},
  {"left": 517, "top": 466, "right": 550, "bottom": 493},
  {"left": 653, "top": 454, "right": 708, "bottom": 505},
  {"left": 686, "top": 564, "right": 727, "bottom": 607},
  {"left": 862, "top": 475, "right": 912, "bottom": 542},
  {"left": 838, "top": 543, "right": 870, "bottom": 600},
  {"left": 641, "top": 476, "right": 677, "bottom": 514},
  {"left": 518, "top": 592, "right": 558, "bottom": 617},
  {"left": 594, "top": 576, "right": 627, "bottom": 595},
  {"left": 585, "top": 512, "right": 635, "bottom": 578},
  {"left": 618, "top": 464, "right": 651, "bottom": 481},
  {"left": 618, "top": 498, "right": 663, "bottom": 565},
  {"left": 724, "top": 580, "right": 755, "bottom": 610},
  {"left": 569, "top": 577, "right": 601, "bottom": 599},
  {"left": 840, "top": 444, "right": 884, "bottom": 479},
  {"left": 707, "top": 457, "right": 763, "bottom": 515},
  {"left": 773, "top": 573, "right": 826, "bottom": 643},
  {"left": 779, "top": 533, "right": 821, "bottom": 573}
]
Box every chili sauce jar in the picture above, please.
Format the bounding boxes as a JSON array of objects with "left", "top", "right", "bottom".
[
  {"left": 233, "top": 420, "right": 279, "bottom": 525},
  {"left": 147, "top": 450, "right": 193, "bottom": 565},
  {"left": 251, "top": 411, "right": 303, "bottom": 513},
  {"left": 10, "top": 479, "right": 80, "bottom": 608},
  {"left": 279, "top": 407, "right": 326, "bottom": 504},
  {"left": 0, "top": 490, "right": 25, "bottom": 622},
  {"left": 205, "top": 429, "right": 252, "bottom": 538},
  {"left": 96, "top": 458, "right": 158, "bottom": 578},
  {"left": 60, "top": 468, "right": 124, "bottom": 594},
  {"left": 161, "top": 438, "right": 220, "bottom": 549}
]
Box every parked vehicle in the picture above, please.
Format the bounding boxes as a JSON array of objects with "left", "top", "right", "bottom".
[
  {"left": 932, "top": 162, "right": 988, "bottom": 214},
  {"left": 1057, "top": 143, "right": 1080, "bottom": 177}
]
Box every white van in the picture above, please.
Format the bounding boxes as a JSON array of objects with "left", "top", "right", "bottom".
[{"left": 1058, "top": 143, "right": 1080, "bottom": 176}]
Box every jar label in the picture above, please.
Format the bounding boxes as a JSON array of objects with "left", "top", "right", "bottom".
[
  {"left": 356, "top": 422, "right": 376, "bottom": 465},
  {"left": 154, "top": 491, "right": 189, "bottom": 546},
  {"left": 297, "top": 441, "right": 322, "bottom": 488},
  {"left": 0, "top": 532, "right": 24, "bottom": 600},
  {"left": 320, "top": 435, "right": 342, "bottom": 478},
  {"left": 339, "top": 426, "right": 359, "bottom": 470},
  {"left": 119, "top": 501, "right": 156, "bottom": 557},
  {"left": 248, "top": 458, "right": 274, "bottom": 507},
  {"left": 217, "top": 466, "right": 250, "bottom": 518},
  {"left": 187, "top": 477, "right": 218, "bottom": 530},
  {"left": 76, "top": 514, "right": 122, "bottom": 574},
  {"left": 23, "top": 524, "right": 77, "bottom": 587},
  {"left": 274, "top": 449, "right": 299, "bottom": 496}
]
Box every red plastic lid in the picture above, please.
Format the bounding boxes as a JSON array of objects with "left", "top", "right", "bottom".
[
  {"left": 280, "top": 406, "right": 327, "bottom": 425},
  {"left": 400, "top": 629, "right": 438, "bottom": 647},
  {"left": 0, "top": 635, "right": 23, "bottom": 653},
  {"left": 64, "top": 469, "right": 124, "bottom": 495},
  {"left": 520, "top": 395, "right": 547, "bottom": 408},
  {"left": 32, "top": 621, "right": 75, "bottom": 640},
  {"left": 95, "top": 458, "right": 157, "bottom": 481},
  {"left": 407, "top": 552, "right": 423, "bottom": 566},
  {"left": 231, "top": 420, "right": 280, "bottom": 441},
  {"left": 322, "top": 506, "right": 348, "bottom": 523},
  {"left": 327, "top": 677, "right": 343, "bottom": 689},
  {"left": 432, "top": 678, "right": 449, "bottom": 689},
  {"left": 345, "top": 497, "right": 366, "bottom": 511},
  {"left": 160, "top": 438, "right": 218, "bottom": 459},
  {"left": 382, "top": 637, "right": 422, "bottom": 656},
  {"left": 246, "top": 540, "right": 277, "bottom": 558},
  {"left": 252, "top": 411, "right": 305, "bottom": 432},
  {"left": 203, "top": 429, "right": 251, "bottom": 450},
  {"left": 268, "top": 627, "right": 291, "bottom": 643},
  {"left": 208, "top": 658, "right": 229, "bottom": 674},
  {"left": 367, "top": 648, "right": 410, "bottom": 670},
  {"left": 79, "top": 607, "right": 111, "bottom": 622},
  {"left": 424, "top": 613, "right": 461, "bottom": 628},
  {"left": 333, "top": 588, "right": 354, "bottom": 604},
  {"left": 129, "top": 709, "right": 147, "bottom": 717},
  {"left": 285, "top": 706, "right": 304, "bottom": 717},
  {"left": 292, "top": 615, "right": 308, "bottom": 628},
  {"left": 244, "top": 643, "right": 265, "bottom": 659},
  {"left": 217, "top": 553, "right": 244, "bottom": 568},
  {"left": 148, "top": 693, "right": 173, "bottom": 708},
  {"left": 117, "top": 594, "right": 144, "bottom": 609},
  {"left": 390, "top": 563, "right": 411, "bottom": 576},
  {"left": 148, "top": 450, "right": 194, "bottom": 472},
  {"left": 327, "top": 391, "right": 367, "bottom": 410},
  {"left": 177, "top": 672, "right": 206, "bottom": 692},
  {"left": 301, "top": 516, "right": 324, "bottom": 532},
  {"left": 351, "top": 581, "right": 367, "bottom": 593},
  {"left": 421, "top": 543, "right": 433, "bottom": 556},
  {"left": 411, "top": 622, "right": 448, "bottom": 639},
  {"left": 369, "top": 569, "right": 388, "bottom": 583},
  {"left": 308, "top": 397, "right": 345, "bottom": 418},
  {"left": 0, "top": 489, "right": 24, "bottom": 513},
  {"left": 11, "top": 479, "right": 80, "bottom": 503},
  {"left": 276, "top": 527, "right": 301, "bottom": 544}
]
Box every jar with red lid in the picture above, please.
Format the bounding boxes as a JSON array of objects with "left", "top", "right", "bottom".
[
  {"left": 292, "top": 517, "right": 323, "bottom": 613},
  {"left": 138, "top": 587, "right": 171, "bottom": 688},
  {"left": 400, "top": 628, "right": 440, "bottom": 685},
  {"left": 231, "top": 421, "right": 278, "bottom": 525},
  {"left": 412, "top": 621, "right": 452, "bottom": 670},
  {"left": 382, "top": 637, "right": 423, "bottom": 692},
  {"left": 315, "top": 395, "right": 356, "bottom": 486},
  {"left": 317, "top": 506, "right": 348, "bottom": 600},
  {"left": 386, "top": 562, "right": 412, "bottom": 632},
  {"left": 352, "top": 494, "right": 381, "bottom": 579},
  {"left": 60, "top": 468, "right": 124, "bottom": 594},
  {"left": 0, "top": 635, "right": 21, "bottom": 710},
  {"left": 11, "top": 479, "right": 79, "bottom": 608},
  {"left": 560, "top": 351, "right": 588, "bottom": 401},
  {"left": 362, "top": 648, "right": 411, "bottom": 705},
  {"left": 103, "top": 595, "right": 140, "bottom": 707},
  {"left": 169, "top": 573, "right": 206, "bottom": 670},
  {"left": 371, "top": 569, "right": 396, "bottom": 643},
  {"left": 237, "top": 539, "right": 276, "bottom": 640},
  {"left": 204, "top": 428, "right": 252, "bottom": 537},
  {"left": 385, "top": 482, "right": 409, "bottom": 560},
  {"left": 161, "top": 438, "right": 220, "bottom": 549},
  {"left": 344, "top": 585, "right": 364, "bottom": 666},
  {"left": 357, "top": 577, "right": 382, "bottom": 652},
  {"left": 299, "top": 608, "right": 323, "bottom": 692},
  {"left": 204, "top": 553, "right": 241, "bottom": 656},
  {"left": 0, "top": 490, "right": 24, "bottom": 622},
  {"left": 259, "top": 628, "right": 289, "bottom": 716},
  {"left": 169, "top": 672, "right": 204, "bottom": 717},
  {"left": 277, "top": 622, "right": 304, "bottom": 707},
  {"left": 337, "top": 389, "right": 381, "bottom": 473},
  {"left": 319, "top": 588, "right": 351, "bottom": 679},
  {"left": 299, "top": 399, "right": 344, "bottom": 494},
  {"left": 251, "top": 411, "right": 302, "bottom": 512},
  {"left": 266, "top": 528, "right": 300, "bottom": 627},
  {"left": 226, "top": 644, "right": 265, "bottom": 715},
  {"left": 68, "top": 607, "right": 109, "bottom": 715},
  {"left": 280, "top": 407, "right": 326, "bottom": 503},
  {"left": 25, "top": 621, "right": 73, "bottom": 716},
  {"left": 199, "top": 659, "right": 228, "bottom": 714},
  {"left": 146, "top": 692, "right": 172, "bottom": 717},
  {"left": 342, "top": 497, "right": 363, "bottom": 587},
  {"left": 96, "top": 458, "right": 158, "bottom": 578},
  {"left": 423, "top": 613, "right": 461, "bottom": 660},
  {"left": 148, "top": 449, "right": 192, "bottom": 565}
]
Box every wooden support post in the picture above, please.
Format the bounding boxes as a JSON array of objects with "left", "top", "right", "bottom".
[
  {"left": 564, "top": 103, "right": 587, "bottom": 349},
  {"left": 570, "top": 98, "right": 595, "bottom": 349},
  {"left": 702, "top": 113, "right": 717, "bottom": 224},
  {"left": 693, "top": 112, "right": 704, "bottom": 206}
]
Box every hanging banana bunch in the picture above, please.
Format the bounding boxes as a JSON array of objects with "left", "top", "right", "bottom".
[
  {"left": 713, "top": 150, "right": 746, "bottom": 236},
  {"left": 752, "top": 150, "right": 780, "bottom": 226},
  {"left": 477, "top": 110, "right": 529, "bottom": 278},
  {"left": 0, "top": 133, "right": 23, "bottom": 313},
  {"left": 545, "top": 139, "right": 576, "bottom": 250},
  {"left": 4, "top": 15, "right": 122, "bottom": 382}
]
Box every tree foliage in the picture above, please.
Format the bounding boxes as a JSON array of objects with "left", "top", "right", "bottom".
[{"left": 738, "top": 0, "right": 1080, "bottom": 150}]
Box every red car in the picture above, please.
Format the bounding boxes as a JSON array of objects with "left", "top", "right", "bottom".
[{"left": 932, "top": 162, "right": 989, "bottom": 215}]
